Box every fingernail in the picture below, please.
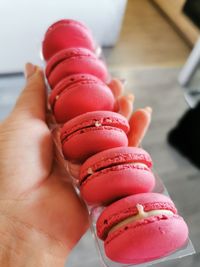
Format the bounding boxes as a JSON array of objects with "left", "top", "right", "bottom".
[
  {"left": 127, "top": 94, "right": 135, "bottom": 102},
  {"left": 24, "top": 63, "right": 36, "bottom": 79},
  {"left": 145, "top": 106, "right": 152, "bottom": 113}
]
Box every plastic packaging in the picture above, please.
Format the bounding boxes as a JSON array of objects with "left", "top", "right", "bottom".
[
  {"left": 49, "top": 123, "right": 195, "bottom": 267},
  {"left": 41, "top": 40, "right": 195, "bottom": 266}
]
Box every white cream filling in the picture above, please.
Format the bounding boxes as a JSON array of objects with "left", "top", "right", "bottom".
[
  {"left": 109, "top": 204, "right": 174, "bottom": 234},
  {"left": 129, "top": 162, "right": 148, "bottom": 168},
  {"left": 95, "top": 121, "right": 102, "bottom": 127},
  {"left": 105, "top": 118, "right": 112, "bottom": 123},
  {"left": 86, "top": 162, "right": 148, "bottom": 175},
  {"left": 87, "top": 167, "right": 94, "bottom": 175}
]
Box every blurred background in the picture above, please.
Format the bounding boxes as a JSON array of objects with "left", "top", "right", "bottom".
[{"left": 1, "top": 0, "right": 200, "bottom": 266}]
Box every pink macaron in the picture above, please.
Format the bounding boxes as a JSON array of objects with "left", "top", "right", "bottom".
[
  {"left": 79, "top": 147, "right": 155, "bottom": 205},
  {"left": 96, "top": 193, "right": 189, "bottom": 264},
  {"left": 46, "top": 47, "right": 108, "bottom": 88},
  {"left": 49, "top": 74, "right": 115, "bottom": 123},
  {"left": 42, "top": 19, "right": 96, "bottom": 61},
  {"left": 61, "top": 111, "right": 130, "bottom": 163}
]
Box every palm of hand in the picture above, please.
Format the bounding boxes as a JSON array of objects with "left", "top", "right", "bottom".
[{"left": 0, "top": 72, "right": 88, "bottom": 259}]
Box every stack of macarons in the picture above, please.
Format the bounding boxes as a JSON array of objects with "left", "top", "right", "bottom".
[
  {"left": 42, "top": 19, "right": 189, "bottom": 264},
  {"left": 43, "top": 19, "right": 113, "bottom": 123}
]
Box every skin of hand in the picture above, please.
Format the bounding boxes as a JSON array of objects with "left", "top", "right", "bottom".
[{"left": 0, "top": 63, "right": 151, "bottom": 267}]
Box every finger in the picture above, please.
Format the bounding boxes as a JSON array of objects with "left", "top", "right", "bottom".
[
  {"left": 118, "top": 94, "right": 135, "bottom": 119},
  {"left": 51, "top": 127, "right": 68, "bottom": 171},
  {"left": 46, "top": 109, "right": 57, "bottom": 127},
  {"left": 128, "top": 107, "right": 152, "bottom": 147},
  {"left": 52, "top": 127, "right": 81, "bottom": 180},
  {"left": 67, "top": 162, "right": 81, "bottom": 179},
  {"left": 54, "top": 144, "right": 69, "bottom": 176},
  {"left": 108, "top": 78, "right": 124, "bottom": 98},
  {"left": 13, "top": 63, "right": 47, "bottom": 121},
  {"left": 46, "top": 110, "right": 55, "bottom": 126}
]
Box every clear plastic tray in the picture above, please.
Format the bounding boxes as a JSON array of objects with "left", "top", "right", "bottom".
[
  {"left": 89, "top": 177, "right": 195, "bottom": 267},
  {"left": 50, "top": 125, "right": 195, "bottom": 267},
  {"left": 42, "top": 42, "right": 195, "bottom": 267}
]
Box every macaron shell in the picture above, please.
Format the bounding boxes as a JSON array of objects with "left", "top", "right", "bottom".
[
  {"left": 46, "top": 48, "right": 108, "bottom": 88},
  {"left": 52, "top": 80, "right": 115, "bottom": 123},
  {"left": 48, "top": 56, "right": 108, "bottom": 88},
  {"left": 81, "top": 165, "right": 155, "bottom": 205},
  {"left": 49, "top": 73, "right": 105, "bottom": 106},
  {"left": 97, "top": 193, "right": 177, "bottom": 240},
  {"left": 42, "top": 19, "right": 95, "bottom": 60},
  {"left": 60, "top": 111, "right": 130, "bottom": 140},
  {"left": 62, "top": 127, "right": 128, "bottom": 162},
  {"left": 105, "top": 215, "right": 188, "bottom": 264},
  {"left": 80, "top": 146, "right": 153, "bottom": 183},
  {"left": 46, "top": 47, "right": 95, "bottom": 77}
]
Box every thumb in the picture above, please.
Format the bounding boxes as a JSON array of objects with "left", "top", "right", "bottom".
[{"left": 13, "top": 63, "right": 47, "bottom": 121}]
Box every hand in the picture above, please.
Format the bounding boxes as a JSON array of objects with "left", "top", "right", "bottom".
[
  {"left": 0, "top": 63, "right": 88, "bottom": 266},
  {"left": 0, "top": 63, "right": 151, "bottom": 267}
]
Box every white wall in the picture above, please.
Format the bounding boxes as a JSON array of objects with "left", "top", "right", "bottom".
[{"left": 0, "top": 0, "right": 127, "bottom": 73}]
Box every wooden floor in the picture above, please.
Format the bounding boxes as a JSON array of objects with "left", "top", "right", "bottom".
[{"left": 105, "top": 0, "right": 191, "bottom": 69}]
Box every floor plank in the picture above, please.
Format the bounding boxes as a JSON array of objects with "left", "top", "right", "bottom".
[{"left": 105, "top": 0, "right": 190, "bottom": 69}]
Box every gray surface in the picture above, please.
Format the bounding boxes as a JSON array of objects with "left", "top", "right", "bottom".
[
  {"left": 0, "top": 74, "right": 24, "bottom": 120},
  {"left": 0, "top": 68, "right": 199, "bottom": 267}
]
